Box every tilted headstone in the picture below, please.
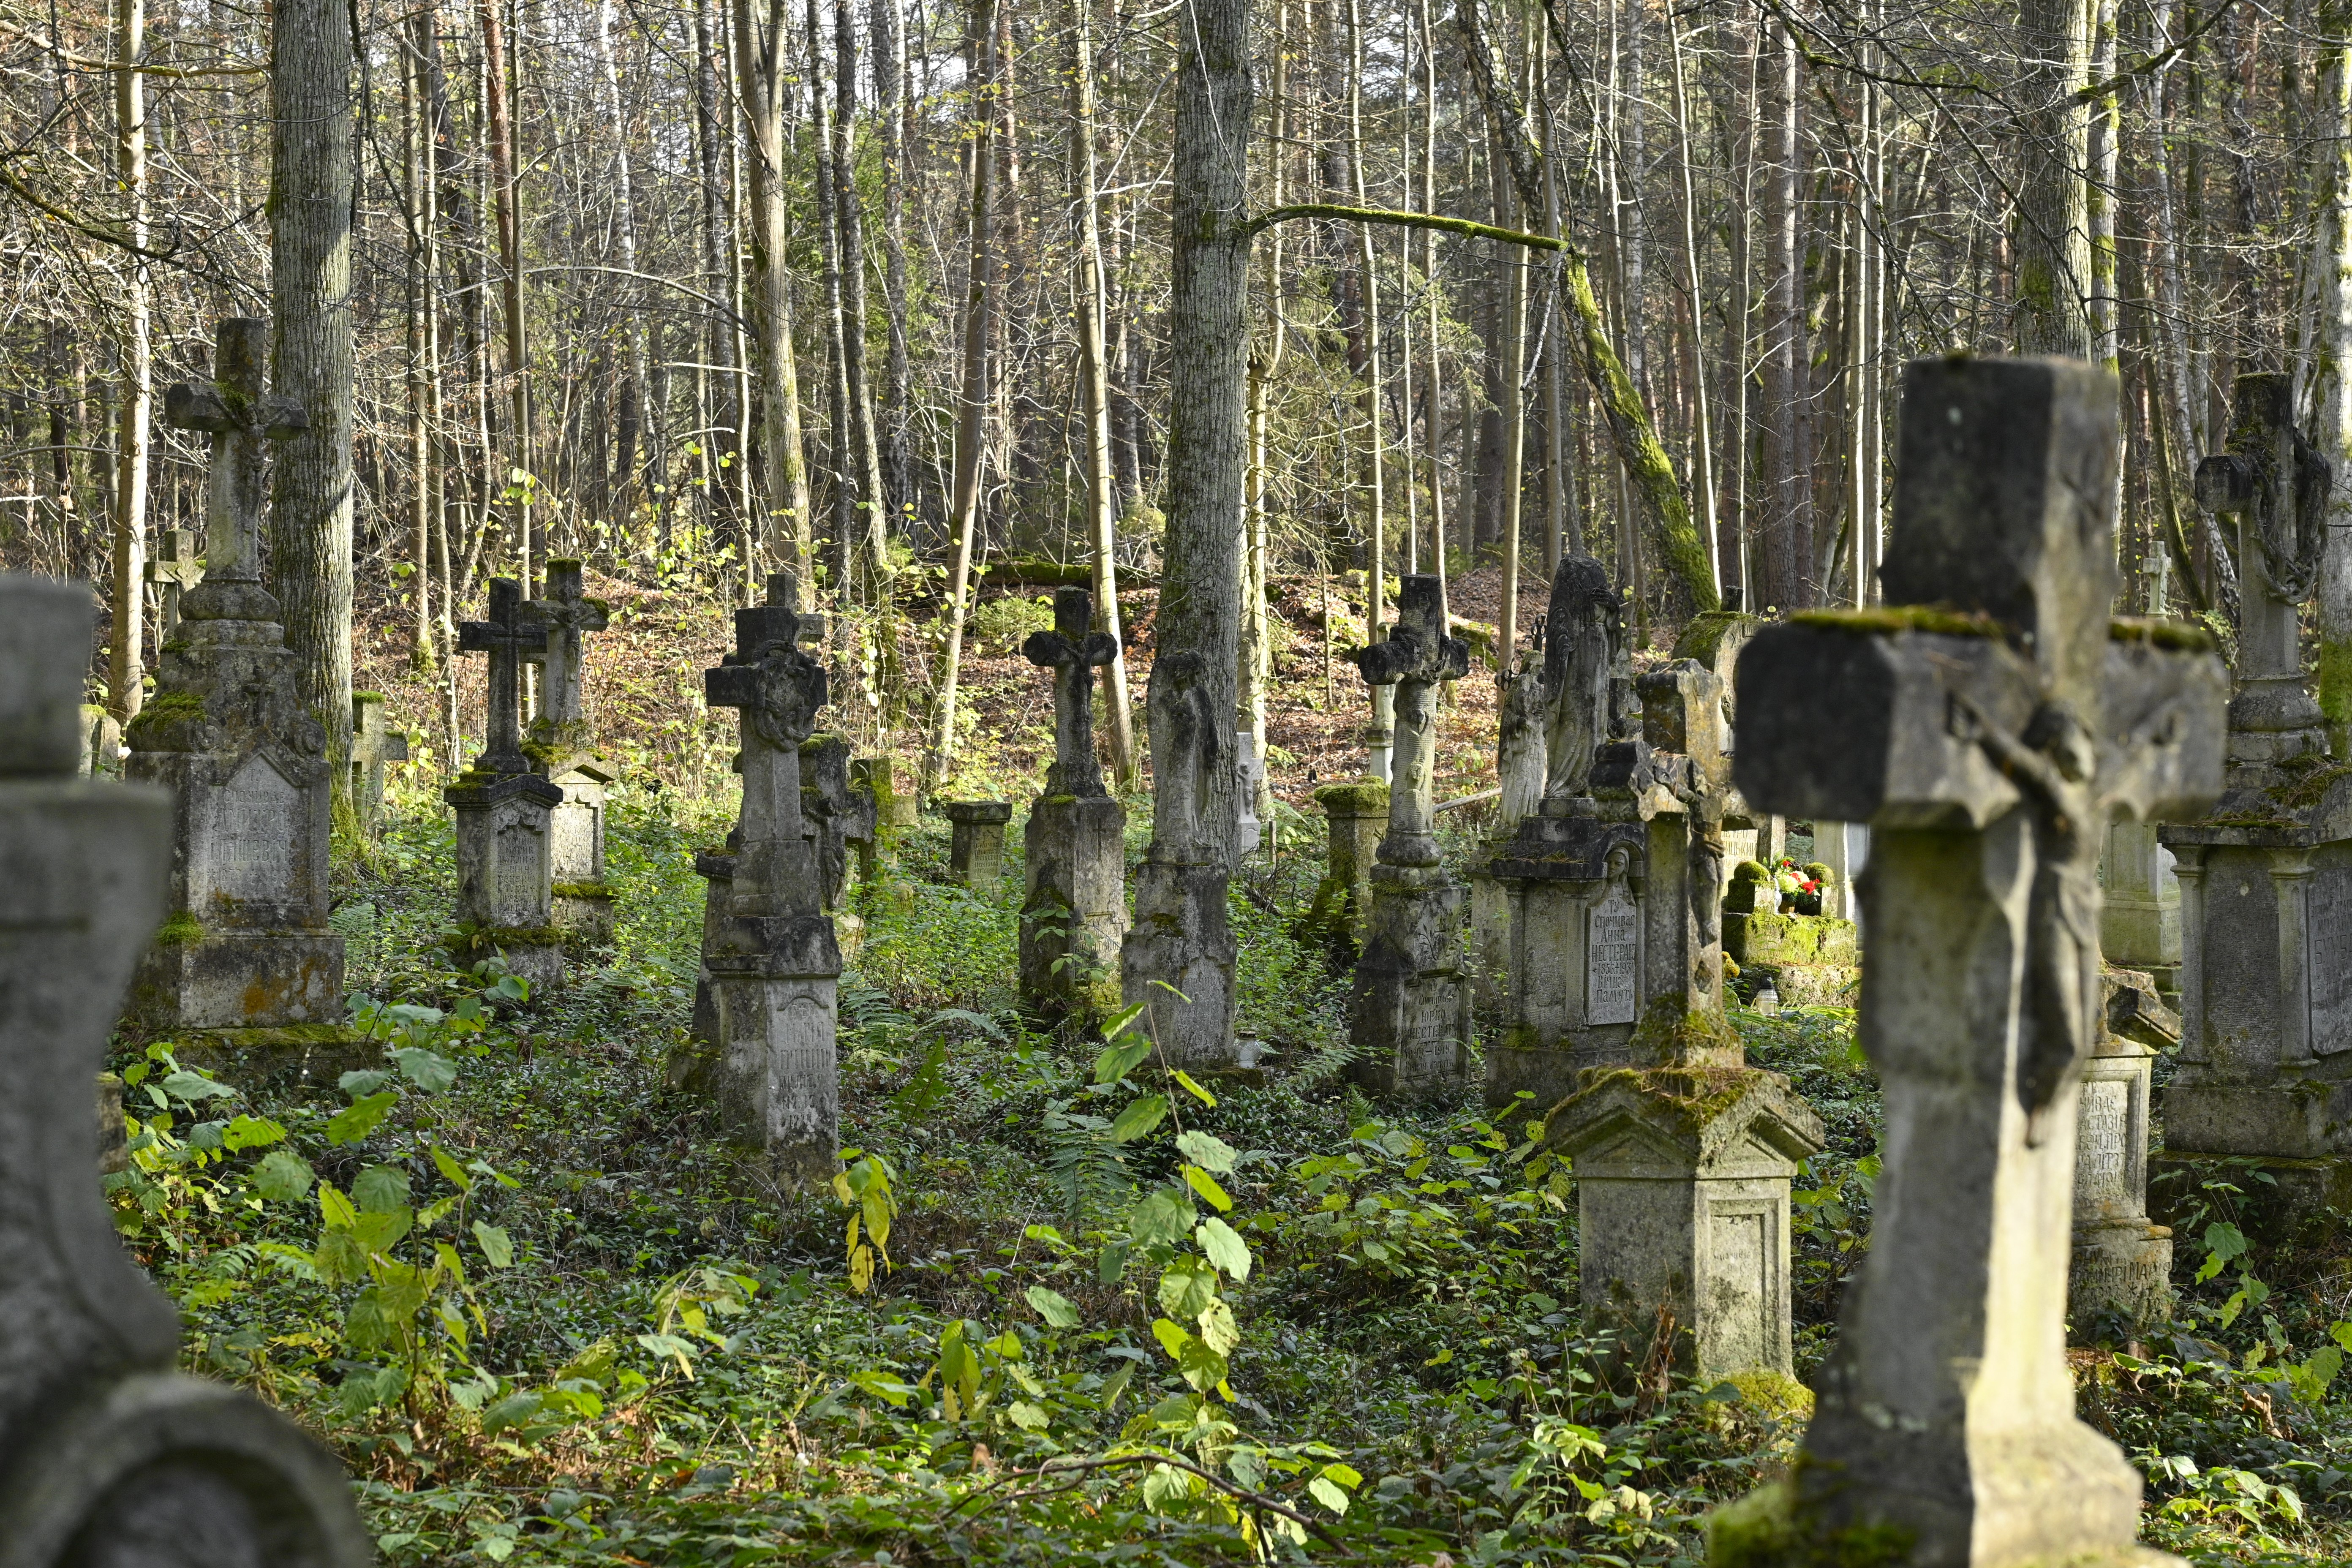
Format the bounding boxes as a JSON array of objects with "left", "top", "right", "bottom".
[
  {"left": 2073, "top": 970, "right": 2180, "bottom": 1330},
  {"left": 944, "top": 800, "right": 1013, "bottom": 889},
  {"left": 351, "top": 691, "right": 409, "bottom": 837},
  {"left": 2154, "top": 373, "right": 2352, "bottom": 1225},
  {"left": 1347, "top": 574, "right": 1474, "bottom": 1094},
  {"left": 525, "top": 559, "right": 618, "bottom": 941},
  {"left": 445, "top": 578, "right": 565, "bottom": 992},
  {"left": 1303, "top": 779, "right": 1386, "bottom": 960},
  {"left": 1481, "top": 556, "right": 1652, "bottom": 1111},
  {"left": 1120, "top": 649, "right": 1240, "bottom": 1064},
  {"left": 1019, "top": 586, "right": 1129, "bottom": 1016},
  {"left": 145, "top": 524, "right": 204, "bottom": 640},
  {"left": 125, "top": 318, "right": 356, "bottom": 1066},
  {"left": 1543, "top": 658, "right": 1823, "bottom": 1379},
  {"left": 1720, "top": 355, "right": 2225, "bottom": 1561},
  {"left": 702, "top": 573, "right": 842, "bottom": 1184},
  {"left": 3, "top": 574, "right": 370, "bottom": 1567}
]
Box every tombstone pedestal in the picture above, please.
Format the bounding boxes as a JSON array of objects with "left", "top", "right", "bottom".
[
  {"left": 1484, "top": 797, "right": 1646, "bottom": 1110},
  {"left": 1349, "top": 863, "right": 1472, "bottom": 1094},
  {"left": 1123, "top": 858, "right": 1238, "bottom": 1063},
  {"left": 444, "top": 765, "right": 567, "bottom": 993},
  {"left": 681, "top": 842, "right": 736, "bottom": 1069},
  {"left": 2072, "top": 973, "right": 2177, "bottom": 1331},
  {"left": 1304, "top": 781, "right": 1386, "bottom": 958},
  {"left": 945, "top": 800, "right": 1012, "bottom": 889},
  {"left": 2100, "top": 819, "right": 2180, "bottom": 1002},
  {"left": 0, "top": 575, "right": 371, "bottom": 1568},
  {"left": 545, "top": 757, "right": 617, "bottom": 941},
  {"left": 1021, "top": 795, "right": 1128, "bottom": 1016}
]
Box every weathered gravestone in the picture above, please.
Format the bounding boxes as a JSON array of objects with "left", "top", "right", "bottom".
[
  {"left": 146, "top": 524, "right": 203, "bottom": 640},
  {"left": 944, "top": 800, "right": 1013, "bottom": 889},
  {"left": 851, "top": 754, "right": 911, "bottom": 883},
  {"left": 800, "top": 733, "right": 874, "bottom": 959},
  {"left": 1713, "top": 355, "right": 2224, "bottom": 1567},
  {"left": 1018, "top": 587, "right": 1129, "bottom": 1017},
  {"left": 125, "top": 319, "right": 358, "bottom": 1070},
  {"left": 1481, "top": 555, "right": 1648, "bottom": 1111},
  {"left": 1671, "top": 611, "right": 1775, "bottom": 869},
  {"left": 525, "top": 559, "right": 618, "bottom": 941},
  {"left": 3, "top": 574, "right": 370, "bottom": 1567},
  {"left": 351, "top": 690, "right": 409, "bottom": 836},
  {"left": 1348, "top": 574, "right": 1474, "bottom": 1094},
  {"left": 2099, "top": 821, "right": 2180, "bottom": 1001},
  {"left": 78, "top": 706, "right": 122, "bottom": 779},
  {"left": 2073, "top": 970, "right": 2180, "bottom": 1330},
  {"left": 1468, "top": 653, "right": 1552, "bottom": 1017},
  {"left": 2153, "top": 372, "right": 2352, "bottom": 1224},
  {"left": 1543, "top": 658, "right": 1824, "bottom": 1379},
  {"left": 444, "top": 579, "right": 566, "bottom": 992},
  {"left": 1121, "top": 650, "right": 1240, "bottom": 1064},
  {"left": 1302, "top": 779, "right": 1386, "bottom": 960},
  {"left": 699, "top": 574, "right": 843, "bottom": 1186}
]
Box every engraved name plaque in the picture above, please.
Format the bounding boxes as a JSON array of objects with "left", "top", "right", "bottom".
[{"left": 1586, "top": 884, "right": 1639, "bottom": 1026}]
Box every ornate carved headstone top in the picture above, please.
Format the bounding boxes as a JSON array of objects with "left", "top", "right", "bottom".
[
  {"left": 1539, "top": 556, "right": 1626, "bottom": 800},
  {"left": 705, "top": 572, "right": 831, "bottom": 915},
  {"left": 525, "top": 558, "right": 610, "bottom": 743},
  {"left": 457, "top": 579, "right": 548, "bottom": 777},
  {"left": 163, "top": 318, "right": 307, "bottom": 626},
  {"left": 1022, "top": 586, "right": 1119, "bottom": 798},
  {"left": 0, "top": 573, "right": 369, "bottom": 1566}
]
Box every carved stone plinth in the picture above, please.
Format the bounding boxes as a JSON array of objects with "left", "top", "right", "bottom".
[
  {"left": 945, "top": 800, "right": 1013, "bottom": 890},
  {"left": 1021, "top": 795, "right": 1128, "bottom": 1017}
]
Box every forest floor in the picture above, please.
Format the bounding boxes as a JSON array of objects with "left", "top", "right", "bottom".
[{"left": 107, "top": 567, "right": 2352, "bottom": 1565}]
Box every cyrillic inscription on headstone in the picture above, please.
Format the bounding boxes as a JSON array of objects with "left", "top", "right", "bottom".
[
  {"left": 492, "top": 817, "right": 545, "bottom": 923},
  {"left": 2074, "top": 1079, "right": 2131, "bottom": 1204},
  {"left": 2307, "top": 866, "right": 2352, "bottom": 1055},
  {"left": 1586, "top": 886, "right": 1639, "bottom": 1025},
  {"left": 210, "top": 756, "right": 298, "bottom": 904}
]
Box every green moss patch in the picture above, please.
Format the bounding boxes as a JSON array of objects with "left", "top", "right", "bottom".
[
  {"left": 1790, "top": 606, "right": 2001, "bottom": 638},
  {"left": 2109, "top": 615, "right": 2217, "bottom": 653}
]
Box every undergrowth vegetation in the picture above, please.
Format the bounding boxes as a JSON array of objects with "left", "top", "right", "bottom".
[{"left": 104, "top": 788, "right": 2352, "bottom": 1564}]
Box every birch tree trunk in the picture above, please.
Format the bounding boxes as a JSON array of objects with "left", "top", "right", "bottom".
[
  {"left": 1072, "top": 0, "right": 1136, "bottom": 785},
  {"left": 737, "top": 0, "right": 814, "bottom": 580},
  {"left": 272, "top": 0, "right": 357, "bottom": 784},
  {"left": 111, "top": 0, "right": 148, "bottom": 721}
]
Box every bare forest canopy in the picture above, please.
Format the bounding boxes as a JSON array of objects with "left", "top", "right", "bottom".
[{"left": 0, "top": 0, "right": 2332, "bottom": 747}]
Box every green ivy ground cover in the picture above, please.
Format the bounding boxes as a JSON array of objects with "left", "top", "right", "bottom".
[{"left": 103, "top": 788, "right": 2352, "bottom": 1565}]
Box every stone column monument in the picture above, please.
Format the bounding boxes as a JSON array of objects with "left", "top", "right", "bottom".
[
  {"left": 1718, "top": 355, "right": 2225, "bottom": 1564},
  {"left": 4, "top": 574, "right": 370, "bottom": 1567},
  {"left": 2073, "top": 972, "right": 2181, "bottom": 1330},
  {"left": 1121, "top": 650, "right": 1241, "bottom": 1063},
  {"left": 125, "top": 318, "right": 356, "bottom": 1066},
  {"left": 351, "top": 691, "right": 409, "bottom": 836},
  {"left": 701, "top": 575, "right": 843, "bottom": 1186},
  {"left": 1303, "top": 779, "right": 1386, "bottom": 960},
  {"left": 525, "top": 559, "right": 618, "bottom": 941},
  {"left": 944, "top": 800, "right": 1013, "bottom": 888},
  {"left": 1543, "top": 658, "right": 1824, "bottom": 1380},
  {"left": 2154, "top": 372, "right": 2352, "bottom": 1224},
  {"left": 1018, "top": 587, "right": 1129, "bottom": 1017},
  {"left": 444, "top": 579, "right": 566, "bottom": 991},
  {"left": 1347, "top": 574, "right": 1473, "bottom": 1094}
]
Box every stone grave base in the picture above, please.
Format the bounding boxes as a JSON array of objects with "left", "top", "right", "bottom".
[
  {"left": 1122, "top": 860, "right": 1237, "bottom": 1066},
  {"left": 704, "top": 960, "right": 839, "bottom": 1192},
  {"left": 1348, "top": 870, "right": 1470, "bottom": 1097},
  {"left": 1019, "top": 794, "right": 1128, "bottom": 1019},
  {"left": 129, "top": 929, "right": 345, "bottom": 1032},
  {"left": 2150, "top": 1150, "right": 2352, "bottom": 1242},
  {"left": 2160, "top": 1080, "right": 2352, "bottom": 1161},
  {"left": 552, "top": 881, "right": 617, "bottom": 943},
  {"left": 1467, "top": 869, "right": 1510, "bottom": 1018},
  {"left": 2071, "top": 1221, "right": 2174, "bottom": 1328},
  {"left": 167, "top": 1025, "right": 379, "bottom": 1092},
  {"left": 446, "top": 930, "right": 566, "bottom": 995},
  {"left": 1725, "top": 909, "right": 1859, "bottom": 1007},
  {"left": 1704, "top": 1479, "right": 2186, "bottom": 1568}
]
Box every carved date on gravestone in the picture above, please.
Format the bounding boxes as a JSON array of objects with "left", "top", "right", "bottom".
[
  {"left": 1586, "top": 886, "right": 1639, "bottom": 1026},
  {"left": 2308, "top": 866, "right": 2352, "bottom": 1056},
  {"left": 209, "top": 756, "right": 299, "bottom": 904}
]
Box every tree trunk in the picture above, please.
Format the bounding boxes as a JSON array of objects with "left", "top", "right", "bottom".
[
  {"left": 1759, "top": 17, "right": 1811, "bottom": 610},
  {"left": 875, "top": 0, "right": 913, "bottom": 517},
  {"left": 2013, "top": 0, "right": 2094, "bottom": 355},
  {"left": 272, "top": 0, "right": 357, "bottom": 788},
  {"left": 112, "top": 0, "right": 148, "bottom": 721},
  {"left": 2310, "top": 0, "right": 2352, "bottom": 753},
  {"left": 834, "top": 0, "right": 887, "bottom": 599},
  {"left": 737, "top": 0, "right": 814, "bottom": 580},
  {"left": 479, "top": 0, "right": 532, "bottom": 588}
]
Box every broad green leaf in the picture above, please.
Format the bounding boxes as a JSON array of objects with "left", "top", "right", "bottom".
[
  {"left": 474, "top": 1221, "right": 515, "bottom": 1268},
  {"left": 1175, "top": 1129, "right": 1239, "bottom": 1173},
  {"left": 353, "top": 1165, "right": 411, "bottom": 1214},
  {"left": 481, "top": 1391, "right": 546, "bottom": 1436},
  {"left": 348, "top": 1206, "right": 413, "bottom": 1254},
  {"left": 1107, "top": 1094, "right": 1169, "bottom": 1144},
  {"left": 327, "top": 1091, "right": 400, "bottom": 1146},
  {"left": 250, "top": 1149, "right": 315, "bottom": 1203},
  {"left": 1094, "top": 1038, "right": 1153, "bottom": 1086},
  {"left": 1024, "top": 1285, "right": 1082, "bottom": 1329},
  {"left": 1097, "top": 1240, "right": 1131, "bottom": 1285},
  {"left": 1006, "top": 1401, "right": 1050, "bottom": 1431},
  {"left": 429, "top": 1144, "right": 475, "bottom": 1193},
  {"left": 1196, "top": 1217, "right": 1253, "bottom": 1280},
  {"left": 1141, "top": 1463, "right": 1195, "bottom": 1511},
  {"left": 1182, "top": 1165, "right": 1234, "bottom": 1212},
  {"left": 1308, "top": 1475, "right": 1351, "bottom": 1515},
  {"left": 1156, "top": 1259, "right": 1216, "bottom": 1319},
  {"left": 393, "top": 1047, "right": 459, "bottom": 1092},
  {"left": 221, "top": 1115, "right": 285, "bottom": 1152},
  {"left": 318, "top": 1184, "right": 360, "bottom": 1228},
  {"left": 338, "top": 1070, "right": 393, "bottom": 1097},
  {"left": 1151, "top": 1317, "right": 1195, "bottom": 1365},
  {"left": 158, "top": 1070, "right": 236, "bottom": 1102},
  {"left": 1128, "top": 1190, "right": 1194, "bottom": 1246}
]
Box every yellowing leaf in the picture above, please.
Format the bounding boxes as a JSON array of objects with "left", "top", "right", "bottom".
[
  {"left": 1196, "top": 1217, "right": 1252, "bottom": 1280},
  {"left": 1183, "top": 1165, "right": 1234, "bottom": 1212}
]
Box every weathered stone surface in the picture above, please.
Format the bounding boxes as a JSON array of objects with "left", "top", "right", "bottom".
[
  {"left": 2071, "top": 971, "right": 2176, "bottom": 1331},
  {"left": 146, "top": 524, "right": 203, "bottom": 639},
  {"left": 2099, "top": 820, "right": 2179, "bottom": 994},
  {"left": 1723, "top": 909, "right": 1860, "bottom": 1007},
  {"left": 1121, "top": 651, "right": 1237, "bottom": 1064},
  {"left": 79, "top": 705, "right": 122, "bottom": 778},
  {"left": 525, "top": 561, "right": 618, "bottom": 942},
  {"left": 1348, "top": 576, "right": 1473, "bottom": 1095},
  {"left": 1018, "top": 588, "right": 1130, "bottom": 1017},
  {"left": 1303, "top": 781, "right": 1386, "bottom": 959},
  {"left": 445, "top": 579, "right": 564, "bottom": 991},
  {"left": 698, "top": 574, "right": 842, "bottom": 1187},
  {"left": 1728, "top": 355, "right": 2222, "bottom": 1568},
  {"left": 125, "top": 318, "right": 350, "bottom": 1039},
  {"left": 1, "top": 574, "right": 369, "bottom": 1568},
  {"left": 351, "top": 691, "right": 409, "bottom": 837},
  {"left": 944, "top": 800, "right": 1013, "bottom": 890},
  {"left": 1472, "top": 656, "right": 1552, "bottom": 1016}
]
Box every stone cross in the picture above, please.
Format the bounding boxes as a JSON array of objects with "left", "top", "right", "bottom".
[
  {"left": 525, "top": 558, "right": 610, "bottom": 739},
  {"left": 457, "top": 578, "right": 547, "bottom": 777},
  {"left": 2197, "top": 371, "right": 2331, "bottom": 768},
  {"left": 1352, "top": 574, "right": 1470, "bottom": 870},
  {"left": 0, "top": 574, "right": 370, "bottom": 1564},
  {"left": 1022, "top": 585, "right": 1119, "bottom": 798},
  {"left": 704, "top": 575, "right": 829, "bottom": 917},
  {"left": 145, "top": 525, "right": 203, "bottom": 637},
  {"left": 1731, "top": 357, "right": 2227, "bottom": 1560},
  {"left": 163, "top": 318, "right": 306, "bottom": 616},
  {"left": 1539, "top": 556, "right": 1626, "bottom": 801},
  {"left": 351, "top": 692, "right": 409, "bottom": 835}
]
